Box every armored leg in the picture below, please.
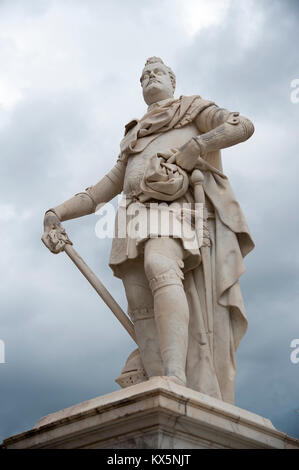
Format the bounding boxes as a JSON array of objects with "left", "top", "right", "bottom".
[
  {"left": 120, "top": 258, "right": 164, "bottom": 378},
  {"left": 144, "top": 237, "right": 189, "bottom": 385}
]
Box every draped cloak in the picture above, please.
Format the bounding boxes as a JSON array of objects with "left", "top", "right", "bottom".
[{"left": 109, "top": 95, "right": 255, "bottom": 404}]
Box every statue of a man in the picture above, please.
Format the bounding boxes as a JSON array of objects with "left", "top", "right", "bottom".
[{"left": 42, "top": 57, "right": 255, "bottom": 404}]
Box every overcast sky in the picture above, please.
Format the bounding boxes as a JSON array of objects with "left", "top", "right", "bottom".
[{"left": 0, "top": 0, "right": 298, "bottom": 444}]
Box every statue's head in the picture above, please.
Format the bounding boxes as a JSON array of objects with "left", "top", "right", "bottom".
[{"left": 140, "top": 57, "right": 176, "bottom": 106}]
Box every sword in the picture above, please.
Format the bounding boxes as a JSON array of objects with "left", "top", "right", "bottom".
[
  {"left": 191, "top": 169, "right": 214, "bottom": 359},
  {"left": 42, "top": 229, "right": 137, "bottom": 344},
  {"left": 167, "top": 151, "right": 214, "bottom": 358}
]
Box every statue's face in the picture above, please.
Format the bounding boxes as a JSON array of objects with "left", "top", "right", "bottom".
[{"left": 141, "top": 62, "right": 174, "bottom": 105}]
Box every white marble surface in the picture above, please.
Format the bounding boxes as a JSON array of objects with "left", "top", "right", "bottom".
[{"left": 2, "top": 377, "right": 299, "bottom": 449}]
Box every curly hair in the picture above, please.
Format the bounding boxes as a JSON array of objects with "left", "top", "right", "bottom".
[{"left": 140, "top": 57, "right": 176, "bottom": 92}]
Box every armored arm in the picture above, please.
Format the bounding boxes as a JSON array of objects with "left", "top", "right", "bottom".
[
  {"left": 175, "top": 104, "right": 255, "bottom": 171},
  {"left": 42, "top": 159, "right": 126, "bottom": 253},
  {"left": 47, "top": 159, "right": 126, "bottom": 221}
]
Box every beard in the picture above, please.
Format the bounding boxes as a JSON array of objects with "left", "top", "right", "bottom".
[{"left": 142, "top": 81, "right": 173, "bottom": 105}]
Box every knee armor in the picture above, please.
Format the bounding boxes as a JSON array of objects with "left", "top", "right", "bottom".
[{"left": 144, "top": 252, "right": 184, "bottom": 293}]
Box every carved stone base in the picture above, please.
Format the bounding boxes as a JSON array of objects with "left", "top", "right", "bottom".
[{"left": 2, "top": 377, "right": 299, "bottom": 449}]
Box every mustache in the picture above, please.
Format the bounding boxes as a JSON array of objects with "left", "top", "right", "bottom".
[{"left": 147, "top": 78, "right": 162, "bottom": 85}]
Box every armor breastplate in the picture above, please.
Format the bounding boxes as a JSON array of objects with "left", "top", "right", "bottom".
[{"left": 123, "top": 123, "right": 199, "bottom": 196}]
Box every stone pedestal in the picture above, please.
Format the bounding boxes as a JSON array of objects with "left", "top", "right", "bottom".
[{"left": 2, "top": 377, "right": 299, "bottom": 449}]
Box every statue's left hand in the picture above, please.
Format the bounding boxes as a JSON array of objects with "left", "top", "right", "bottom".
[{"left": 173, "top": 137, "right": 207, "bottom": 172}]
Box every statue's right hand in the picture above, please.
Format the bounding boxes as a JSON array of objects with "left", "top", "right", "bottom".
[{"left": 41, "top": 211, "right": 72, "bottom": 254}]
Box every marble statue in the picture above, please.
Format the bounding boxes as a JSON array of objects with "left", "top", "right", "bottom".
[{"left": 42, "top": 57, "right": 255, "bottom": 405}]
